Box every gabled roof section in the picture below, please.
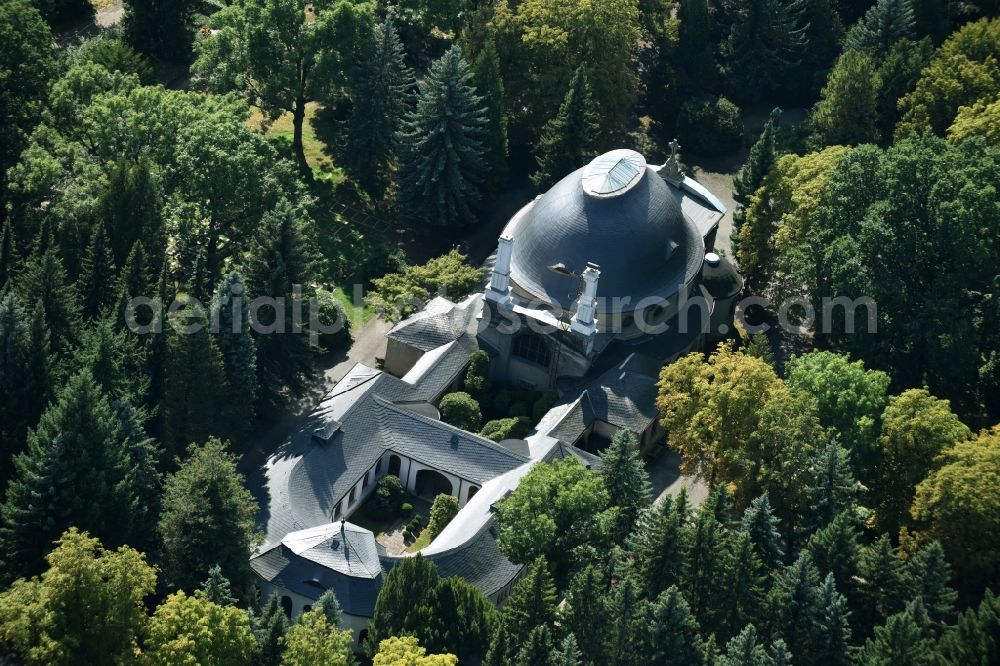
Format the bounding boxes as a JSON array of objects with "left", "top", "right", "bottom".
[{"left": 386, "top": 295, "right": 479, "bottom": 352}]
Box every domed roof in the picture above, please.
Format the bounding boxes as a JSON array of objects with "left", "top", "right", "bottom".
[{"left": 509, "top": 150, "right": 705, "bottom": 311}]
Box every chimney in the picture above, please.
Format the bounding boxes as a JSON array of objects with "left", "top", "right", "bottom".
[
  {"left": 485, "top": 235, "right": 514, "bottom": 305},
  {"left": 570, "top": 263, "right": 600, "bottom": 338}
]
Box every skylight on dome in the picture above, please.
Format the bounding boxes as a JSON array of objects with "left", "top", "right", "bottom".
[{"left": 581, "top": 149, "right": 647, "bottom": 198}]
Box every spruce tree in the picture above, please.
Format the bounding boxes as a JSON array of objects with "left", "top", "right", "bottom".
[
  {"left": 600, "top": 429, "right": 652, "bottom": 539},
  {"left": 0, "top": 294, "right": 50, "bottom": 489},
  {"left": 814, "top": 573, "right": 853, "bottom": 666},
  {"left": 368, "top": 555, "right": 442, "bottom": 653},
  {"left": 807, "top": 511, "right": 861, "bottom": 604},
  {"left": 683, "top": 499, "right": 731, "bottom": 635},
  {"left": 789, "top": 0, "right": 844, "bottom": 96},
  {"left": 253, "top": 592, "right": 289, "bottom": 666},
  {"left": 161, "top": 302, "right": 228, "bottom": 457},
  {"left": 517, "top": 625, "right": 555, "bottom": 666},
  {"left": 771, "top": 551, "right": 821, "bottom": 661},
  {"left": 111, "top": 397, "right": 161, "bottom": 552},
  {"left": 857, "top": 605, "right": 934, "bottom": 666},
  {"left": 78, "top": 222, "right": 116, "bottom": 320},
  {"left": 608, "top": 576, "right": 645, "bottom": 665},
  {"left": 158, "top": 437, "right": 258, "bottom": 598},
  {"left": 472, "top": 37, "right": 508, "bottom": 196},
  {"left": 905, "top": 541, "right": 957, "bottom": 629},
  {"left": 643, "top": 586, "right": 704, "bottom": 666},
  {"left": 725, "top": 530, "right": 767, "bottom": 639},
  {"left": 113, "top": 241, "right": 153, "bottom": 333},
  {"left": 721, "top": 0, "right": 805, "bottom": 102},
  {"left": 210, "top": 272, "right": 258, "bottom": 441},
  {"left": 804, "top": 441, "right": 857, "bottom": 536},
  {"left": 553, "top": 633, "right": 583, "bottom": 666},
  {"left": 0, "top": 369, "right": 139, "bottom": 581},
  {"left": 677, "top": 0, "right": 718, "bottom": 93},
  {"left": 531, "top": 66, "right": 599, "bottom": 191},
  {"left": 734, "top": 108, "right": 781, "bottom": 207},
  {"left": 740, "top": 493, "right": 785, "bottom": 571},
  {"left": 18, "top": 248, "right": 79, "bottom": 355},
  {"left": 718, "top": 625, "right": 771, "bottom": 666},
  {"left": 857, "top": 535, "right": 908, "bottom": 634},
  {"left": 99, "top": 158, "right": 162, "bottom": 267},
  {"left": 344, "top": 15, "right": 413, "bottom": 197},
  {"left": 936, "top": 590, "right": 1000, "bottom": 665},
  {"left": 502, "top": 557, "right": 558, "bottom": 648},
  {"left": 628, "top": 494, "right": 688, "bottom": 598},
  {"left": 398, "top": 45, "right": 487, "bottom": 226},
  {"left": 562, "top": 565, "right": 611, "bottom": 664},
  {"left": 202, "top": 563, "right": 238, "bottom": 606},
  {"left": 843, "top": 0, "right": 916, "bottom": 59},
  {"left": 483, "top": 619, "right": 511, "bottom": 666},
  {"left": 315, "top": 589, "right": 343, "bottom": 626},
  {"left": 75, "top": 315, "right": 150, "bottom": 408},
  {"left": 243, "top": 199, "right": 316, "bottom": 411},
  {"left": 0, "top": 218, "right": 13, "bottom": 290}
]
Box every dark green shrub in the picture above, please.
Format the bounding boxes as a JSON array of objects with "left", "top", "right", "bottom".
[
  {"left": 464, "top": 350, "right": 491, "bottom": 397},
  {"left": 79, "top": 38, "right": 155, "bottom": 84},
  {"left": 427, "top": 494, "right": 460, "bottom": 539},
  {"left": 369, "top": 474, "right": 404, "bottom": 519},
  {"left": 312, "top": 290, "right": 352, "bottom": 354},
  {"left": 491, "top": 389, "right": 513, "bottom": 413},
  {"left": 479, "top": 417, "right": 532, "bottom": 442},
  {"left": 677, "top": 96, "right": 744, "bottom": 156},
  {"left": 439, "top": 392, "right": 482, "bottom": 432}
]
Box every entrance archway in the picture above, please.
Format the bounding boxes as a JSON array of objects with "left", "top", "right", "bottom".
[
  {"left": 414, "top": 468, "right": 453, "bottom": 499},
  {"left": 388, "top": 455, "right": 401, "bottom": 477}
]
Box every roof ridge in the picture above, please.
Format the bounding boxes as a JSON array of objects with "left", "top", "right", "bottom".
[{"left": 373, "top": 396, "right": 530, "bottom": 462}]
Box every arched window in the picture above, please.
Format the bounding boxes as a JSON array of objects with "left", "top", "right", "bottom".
[
  {"left": 512, "top": 333, "right": 551, "bottom": 367},
  {"left": 302, "top": 605, "right": 312, "bottom": 614},
  {"left": 349, "top": 486, "right": 357, "bottom": 505},
  {"left": 359, "top": 629, "right": 369, "bottom": 647},
  {"left": 467, "top": 485, "right": 480, "bottom": 502},
  {"left": 280, "top": 595, "right": 293, "bottom": 617}
]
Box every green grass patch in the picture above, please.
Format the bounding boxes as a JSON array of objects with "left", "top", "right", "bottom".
[
  {"left": 406, "top": 529, "right": 433, "bottom": 553},
  {"left": 247, "top": 102, "right": 347, "bottom": 184},
  {"left": 329, "top": 285, "right": 375, "bottom": 327}
]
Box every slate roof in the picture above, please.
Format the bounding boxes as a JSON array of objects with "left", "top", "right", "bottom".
[
  {"left": 507, "top": 151, "right": 705, "bottom": 310},
  {"left": 386, "top": 296, "right": 476, "bottom": 352},
  {"left": 549, "top": 354, "right": 661, "bottom": 444},
  {"left": 250, "top": 522, "right": 384, "bottom": 617},
  {"left": 420, "top": 521, "right": 522, "bottom": 596}
]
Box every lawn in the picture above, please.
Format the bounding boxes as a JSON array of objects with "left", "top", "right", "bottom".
[
  {"left": 405, "top": 529, "right": 433, "bottom": 553},
  {"left": 247, "top": 102, "right": 347, "bottom": 184},
  {"left": 329, "top": 285, "right": 375, "bottom": 327}
]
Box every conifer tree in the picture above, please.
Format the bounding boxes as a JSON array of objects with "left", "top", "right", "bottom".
[
  {"left": 202, "top": 563, "right": 238, "bottom": 606},
  {"left": 843, "top": 0, "right": 916, "bottom": 59},
  {"left": 502, "top": 557, "right": 558, "bottom": 648},
  {"left": 0, "top": 369, "right": 141, "bottom": 581},
  {"left": 158, "top": 438, "right": 259, "bottom": 598},
  {"left": 643, "top": 586, "right": 704, "bottom": 666},
  {"left": 18, "top": 247, "right": 79, "bottom": 355},
  {"left": 744, "top": 333, "right": 775, "bottom": 365},
  {"left": 99, "top": 158, "right": 163, "bottom": 267},
  {"left": 628, "top": 494, "right": 688, "bottom": 598},
  {"left": 0, "top": 294, "right": 51, "bottom": 488},
  {"left": 471, "top": 38, "right": 508, "bottom": 196},
  {"left": 857, "top": 604, "right": 934, "bottom": 666},
  {"left": 770, "top": 639, "right": 793, "bottom": 666},
  {"left": 721, "top": 0, "right": 805, "bottom": 102},
  {"left": 0, "top": 218, "right": 13, "bottom": 290},
  {"left": 600, "top": 429, "right": 652, "bottom": 539},
  {"left": 905, "top": 541, "right": 957, "bottom": 629},
  {"left": 243, "top": 199, "right": 316, "bottom": 411},
  {"left": 807, "top": 511, "right": 861, "bottom": 603},
  {"left": 608, "top": 576, "right": 645, "bottom": 665},
  {"left": 734, "top": 108, "right": 781, "bottom": 208},
  {"left": 683, "top": 499, "right": 731, "bottom": 635},
  {"left": 814, "top": 573, "right": 853, "bottom": 666},
  {"left": 344, "top": 15, "right": 413, "bottom": 197},
  {"left": 553, "top": 633, "right": 583, "bottom": 666},
  {"left": 857, "top": 535, "right": 908, "bottom": 633},
  {"left": 114, "top": 241, "right": 152, "bottom": 331},
  {"left": 315, "top": 589, "right": 343, "bottom": 626},
  {"left": 787, "top": 0, "right": 844, "bottom": 97},
  {"left": 718, "top": 625, "right": 771, "bottom": 666},
  {"left": 210, "top": 272, "right": 258, "bottom": 441},
  {"left": 75, "top": 315, "right": 150, "bottom": 408},
  {"left": 161, "top": 303, "right": 228, "bottom": 456},
  {"left": 677, "top": 0, "right": 718, "bottom": 93},
  {"left": 517, "top": 625, "right": 555, "bottom": 666},
  {"left": 531, "top": 67, "right": 599, "bottom": 191},
  {"left": 398, "top": 45, "right": 487, "bottom": 227},
  {"left": 253, "top": 592, "right": 289, "bottom": 666},
  {"left": 78, "top": 222, "right": 116, "bottom": 320},
  {"left": 936, "top": 590, "right": 1000, "bottom": 665},
  {"left": 724, "top": 530, "right": 768, "bottom": 638},
  {"left": 740, "top": 493, "right": 785, "bottom": 571},
  {"left": 111, "top": 397, "right": 161, "bottom": 551},
  {"left": 771, "top": 551, "right": 821, "bottom": 661},
  {"left": 562, "top": 565, "right": 611, "bottom": 664},
  {"left": 483, "top": 619, "right": 511, "bottom": 666},
  {"left": 811, "top": 50, "right": 882, "bottom": 147},
  {"left": 804, "top": 441, "right": 857, "bottom": 536}
]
